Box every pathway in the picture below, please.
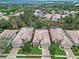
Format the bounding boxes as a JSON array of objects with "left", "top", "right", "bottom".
[
  {"left": 41, "top": 46, "right": 51, "bottom": 59},
  {"left": 7, "top": 48, "right": 19, "bottom": 58},
  {"left": 64, "top": 49, "right": 76, "bottom": 59},
  {"left": 40, "top": 29, "right": 51, "bottom": 59}
]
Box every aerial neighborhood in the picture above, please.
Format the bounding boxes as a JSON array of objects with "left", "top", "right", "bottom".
[
  {"left": 0, "top": 0, "right": 79, "bottom": 59},
  {"left": 33, "top": 9, "right": 79, "bottom": 21},
  {"left": 0, "top": 27, "right": 79, "bottom": 59}
]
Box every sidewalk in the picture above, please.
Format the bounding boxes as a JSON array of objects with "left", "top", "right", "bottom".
[{"left": 1, "top": 54, "right": 79, "bottom": 58}]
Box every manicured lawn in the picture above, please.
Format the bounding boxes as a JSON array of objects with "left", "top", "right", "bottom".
[
  {"left": 17, "top": 49, "right": 28, "bottom": 54},
  {"left": 16, "top": 56, "right": 41, "bottom": 58},
  {"left": 72, "top": 47, "right": 79, "bottom": 56},
  {"left": 50, "top": 42, "right": 66, "bottom": 55},
  {"left": 30, "top": 47, "right": 42, "bottom": 54},
  {"left": 18, "top": 46, "right": 42, "bottom": 54},
  {"left": 55, "top": 46, "right": 66, "bottom": 55}
]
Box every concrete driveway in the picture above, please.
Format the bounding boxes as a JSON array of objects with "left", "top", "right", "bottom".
[
  {"left": 64, "top": 49, "right": 76, "bottom": 59},
  {"left": 7, "top": 48, "right": 19, "bottom": 58},
  {"left": 41, "top": 46, "right": 51, "bottom": 59}
]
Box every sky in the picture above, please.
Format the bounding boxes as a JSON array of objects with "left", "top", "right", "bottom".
[
  {"left": 0, "top": 0, "right": 78, "bottom": 3},
  {"left": 0, "top": 0, "right": 75, "bottom": 1},
  {"left": 25, "top": 0, "right": 73, "bottom": 1}
]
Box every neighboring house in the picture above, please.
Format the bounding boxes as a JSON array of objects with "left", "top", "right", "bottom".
[
  {"left": 33, "top": 9, "right": 78, "bottom": 21},
  {"left": 33, "top": 30, "right": 42, "bottom": 46},
  {"left": 55, "top": 28, "right": 73, "bottom": 49},
  {"left": 70, "top": 11, "right": 75, "bottom": 14},
  {"left": 64, "top": 10, "right": 70, "bottom": 16},
  {"left": 0, "top": 30, "right": 17, "bottom": 53},
  {"left": 44, "top": 14, "right": 61, "bottom": 21},
  {"left": 13, "top": 12, "right": 24, "bottom": 16},
  {"left": 33, "top": 29, "right": 50, "bottom": 47},
  {"left": 61, "top": 15, "right": 67, "bottom": 18},
  {"left": 40, "top": 29, "right": 50, "bottom": 47},
  {"left": 33, "top": 9, "right": 44, "bottom": 18},
  {"left": 50, "top": 28, "right": 73, "bottom": 49},
  {"left": 60, "top": 35, "right": 73, "bottom": 49},
  {"left": 66, "top": 30, "right": 79, "bottom": 46},
  {"left": 50, "top": 29, "right": 60, "bottom": 42},
  {"left": 44, "top": 14, "right": 53, "bottom": 20},
  {"left": 52, "top": 14, "right": 61, "bottom": 21},
  {"left": 70, "top": 11, "right": 76, "bottom": 18},
  {"left": 20, "top": 12, "right": 24, "bottom": 15},
  {"left": 2, "top": 16, "right": 10, "bottom": 20},
  {"left": 12, "top": 27, "right": 34, "bottom": 48}
]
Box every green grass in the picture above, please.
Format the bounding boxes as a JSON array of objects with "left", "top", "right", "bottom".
[
  {"left": 50, "top": 42, "right": 66, "bottom": 55},
  {"left": 55, "top": 46, "right": 66, "bottom": 55},
  {"left": 17, "top": 49, "right": 28, "bottom": 54},
  {"left": 0, "top": 8, "right": 17, "bottom": 12},
  {"left": 30, "top": 47, "right": 42, "bottom": 54},
  {"left": 72, "top": 47, "right": 79, "bottom": 56},
  {"left": 18, "top": 46, "right": 42, "bottom": 54},
  {"left": 16, "top": 56, "right": 41, "bottom": 58}
]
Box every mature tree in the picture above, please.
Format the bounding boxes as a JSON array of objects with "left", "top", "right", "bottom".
[
  {"left": 72, "top": 18, "right": 79, "bottom": 29},
  {"left": 35, "top": 19, "right": 50, "bottom": 28},
  {"left": 0, "top": 19, "right": 12, "bottom": 29},
  {"left": 63, "top": 14, "right": 74, "bottom": 30},
  {"left": 9, "top": 16, "right": 23, "bottom": 29},
  {"left": 9, "top": 16, "right": 18, "bottom": 28}
]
